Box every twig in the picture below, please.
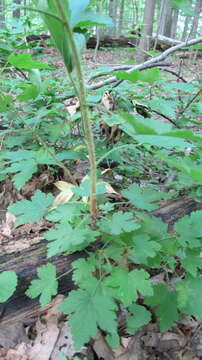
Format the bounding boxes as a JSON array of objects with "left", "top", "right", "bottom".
[{"left": 179, "top": 88, "right": 202, "bottom": 115}]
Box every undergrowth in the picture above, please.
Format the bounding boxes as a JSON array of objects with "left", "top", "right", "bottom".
[{"left": 0, "top": 0, "right": 202, "bottom": 354}]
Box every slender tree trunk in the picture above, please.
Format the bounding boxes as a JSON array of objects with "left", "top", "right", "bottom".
[
  {"left": 189, "top": 0, "right": 202, "bottom": 39},
  {"left": 13, "top": 0, "right": 21, "bottom": 18},
  {"left": 108, "top": 0, "right": 117, "bottom": 37},
  {"left": 136, "top": 0, "right": 156, "bottom": 62},
  {"left": 117, "top": 0, "right": 125, "bottom": 36},
  {"left": 158, "top": 0, "right": 173, "bottom": 37},
  {"left": 0, "top": 0, "right": 5, "bottom": 27},
  {"left": 171, "top": 8, "right": 179, "bottom": 39},
  {"left": 181, "top": 15, "right": 191, "bottom": 40}
]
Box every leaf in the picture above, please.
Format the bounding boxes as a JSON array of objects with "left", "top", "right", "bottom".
[
  {"left": 105, "top": 268, "right": 153, "bottom": 307},
  {"left": 5, "top": 159, "right": 37, "bottom": 189},
  {"left": 99, "top": 211, "right": 141, "bottom": 235},
  {"left": 18, "top": 84, "right": 39, "bottom": 101},
  {"left": 0, "top": 271, "right": 18, "bottom": 303},
  {"left": 26, "top": 263, "right": 58, "bottom": 307},
  {"left": 145, "top": 284, "right": 179, "bottom": 331},
  {"left": 46, "top": 203, "right": 85, "bottom": 223},
  {"left": 149, "top": 98, "right": 177, "bottom": 119},
  {"left": 127, "top": 304, "right": 151, "bottom": 334},
  {"left": 8, "top": 53, "right": 52, "bottom": 70},
  {"left": 75, "top": 11, "right": 113, "bottom": 28},
  {"left": 122, "top": 183, "right": 167, "bottom": 211},
  {"left": 72, "top": 258, "right": 96, "bottom": 288},
  {"left": 0, "top": 94, "right": 13, "bottom": 112},
  {"left": 130, "top": 234, "right": 161, "bottom": 264},
  {"left": 176, "top": 277, "right": 202, "bottom": 319},
  {"left": 72, "top": 179, "right": 106, "bottom": 197},
  {"left": 181, "top": 253, "right": 202, "bottom": 277},
  {"left": 9, "top": 190, "right": 54, "bottom": 226},
  {"left": 174, "top": 211, "right": 202, "bottom": 248},
  {"left": 133, "top": 135, "right": 191, "bottom": 149},
  {"left": 115, "top": 68, "right": 160, "bottom": 84},
  {"left": 59, "top": 289, "right": 117, "bottom": 349},
  {"left": 45, "top": 222, "right": 97, "bottom": 257},
  {"left": 137, "top": 213, "right": 168, "bottom": 241}
]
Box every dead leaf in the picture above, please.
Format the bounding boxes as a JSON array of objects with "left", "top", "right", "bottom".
[
  {"left": 53, "top": 181, "right": 75, "bottom": 207},
  {"left": 29, "top": 295, "right": 64, "bottom": 360},
  {"left": 0, "top": 212, "right": 16, "bottom": 237}
]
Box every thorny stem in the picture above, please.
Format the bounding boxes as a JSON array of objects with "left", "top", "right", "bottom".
[{"left": 55, "top": 0, "right": 97, "bottom": 225}]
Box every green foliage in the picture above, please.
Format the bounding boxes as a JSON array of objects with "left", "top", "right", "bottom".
[
  {"left": 9, "top": 190, "right": 53, "bottom": 226},
  {"left": 145, "top": 284, "right": 179, "bottom": 331},
  {"left": 1, "top": 0, "right": 202, "bottom": 352},
  {"left": 26, "top": 263, "right": 58, "bottom": 307},
  {"left": 0, "top": 271, "right": 18, "bottom": 303},
  {"left": 59, "top": 289, "right": 117, "bottom": 350}
]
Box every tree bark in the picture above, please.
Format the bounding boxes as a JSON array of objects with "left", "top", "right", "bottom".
[
  {"left": 181, "top": 15, "right": 191, "bottom": 41},
  {"left": 0, "top": 0, "right": 5, "bottom": 27},
  {"left": 189, "top": 0, "right": 202, "bottom": 39},
  {"left": 1, "top": 196, "right": 202, "bottom": 325},
  {"left": 171, "top": 8, "right": 179, "bottom": 39},
  {"left": 13, "top": 0, "right": 21, "bottom": 18},
  {"left": 136, "top": 0, "right": 156, "bottom": 62},
  {"left": 117, "top": 0, "right": 125, "bottom": 36}
]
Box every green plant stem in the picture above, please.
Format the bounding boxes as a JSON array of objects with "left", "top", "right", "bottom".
[{"left": 55, "top": 0, "right": 97, "bottom": 224}]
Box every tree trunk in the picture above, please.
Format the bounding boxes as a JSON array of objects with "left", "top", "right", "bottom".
[
  {"left": 181, "top": 15, "right": 191, "bottom": 41},
  {"left": 0, "top": 0, "right": 5, "bottom": 27},
  {"left": 1, "top": 196, "right": 202, "bottom": 325},
  {"left": 136, "top": 0, "right": 156, "bottom": 62},
  {"left": 108, "top": 0, "right": 117, "bottom": 37},
  {"left": 13, "top": 0, "right": 21, "bottom": 18},
  {"left": 189, "top": 0, "right": 202, "bottom": 39},
  {"left": 117, "top": 0, "right": 125, "bottom": 36},
  {"left": 171, "top": 8, "right": 179, "bottom": 39},
  {"left": 158, "top": 0, "right": 173, "bottom": 38}
]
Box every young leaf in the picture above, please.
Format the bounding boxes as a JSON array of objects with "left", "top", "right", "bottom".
[
  {"left": 174, "top": 211, "right": 202, "bottom": 248},
  {"left": 99, "top": 211, "right": 141, "bottom": 235},
  {"left": 0, "top": 271, "right": 18, "bottom": 303},
  {"left": 145, "top": 284, "right": 179, "bottom": 331},
  {"left": 9, "top": 190, "right": 53, "bottom": 226},
  {"left": 26, "top": 263, "right": 58, "bottom": 307},
  {"left": 72, "top": 258, "right": 96, "bottom": 288},
  {"left": 122, "top": 183, "right": 167, "bottom": 211},
  {"left": 59, "top": 289, "right": 117, "bottom": 350},
  {"left": 176, "top": 277, "right": 202, "bottom": 320},
  {"left": 127, "top": 304, "right": 151, "bottom": 334},
  {"left": 105, "top": 268, "right": 153, "bottom": 307}
]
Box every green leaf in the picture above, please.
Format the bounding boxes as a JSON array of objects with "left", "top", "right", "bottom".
[
  {"left": 45, "top": 222, "right": 96, "bottom": 257},
  {"left": 0, "top": 94, "right": 13, "bottom": 112},
  {"left": 26, "top": 263, "right": 58, "bottom": 307},
  {"left": 130, "top": 234, "right": 161, "bottom": 264},
  {"left": 181, "top": 253, "right": 202, "bottom": 277},
  {"left": 105, "top": 268, "right": 153, "bottom": 307},
  {"left": 72, "top": 180, "right": 105, "bottom": 197},
  {"left": 46, "top": 203, "right": 85, "bottom": 223},
  {"left": 4, "top": 159, "right": 37, "bottom": 189},
  {"left": 0, "top": 271, "right": 18, "bottom": 303},
  {"left": 149, "top": 98, "right": 177, "bottom": 119},
  {"left": 133, "top": 135, "right": 190, "bottom": 149},
  {"left": 145, "top": 284, "right": 179, "bottom": 331},
  {"left": 137, "top": 213, "right": 168, "bottom": 241},
  {"left": 122, "top": 183, "right": 167, "bottom": 211},
  {"left": 115, "top": 68, "right": 160, "bottom": 84},
  {"left": 75, "top": 11, "right": 113, "bottom": 28},
  {"left": 18, "top": 84, "right": 39, "bottom": 101},
  {"left": 9, "top": 190, "right": 53, "bottom": 226},
  {"left": 127, "top": 304, "right": 151, "bottom": 334},
  {"left": 8, "top": 53, "right": 52, "bottom": 70},
  {"left": 59, "top": 289, "right": 117, "bottom": 350},
  {"left": 174, "top": 211, "right": 202, "bottom": 248},
  {"left": 99, "top": 211, "right": 141, "bottom": 235},
  {"left": 72, "top": 258, "right": 96, "bottom": 288},
  {"left": 176, "top": 277, "right": 202, "bottom": 319}
]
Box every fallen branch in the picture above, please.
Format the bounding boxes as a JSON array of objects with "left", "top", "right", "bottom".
[{"left": 86, "top": 37, "right": 202, "bottom": 90}]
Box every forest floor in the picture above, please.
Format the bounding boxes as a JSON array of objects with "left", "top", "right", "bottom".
[{"left": 0, "top": 46, "right": 202, "bottom": 360}]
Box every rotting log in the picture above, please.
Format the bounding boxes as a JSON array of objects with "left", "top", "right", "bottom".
[
  {"left": 0, "top": 196, "right": 202, "bottom": 325},
  {"left": 86, "top": 36, "right": 138, "bottom": 49}
]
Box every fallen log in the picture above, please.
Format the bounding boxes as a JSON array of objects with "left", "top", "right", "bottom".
[
  {"left": 87, "top": 36, "right": 138, "bottom": 49},
  {"left": 0, "top": 196, "right": 202, "bottom": 325}
]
